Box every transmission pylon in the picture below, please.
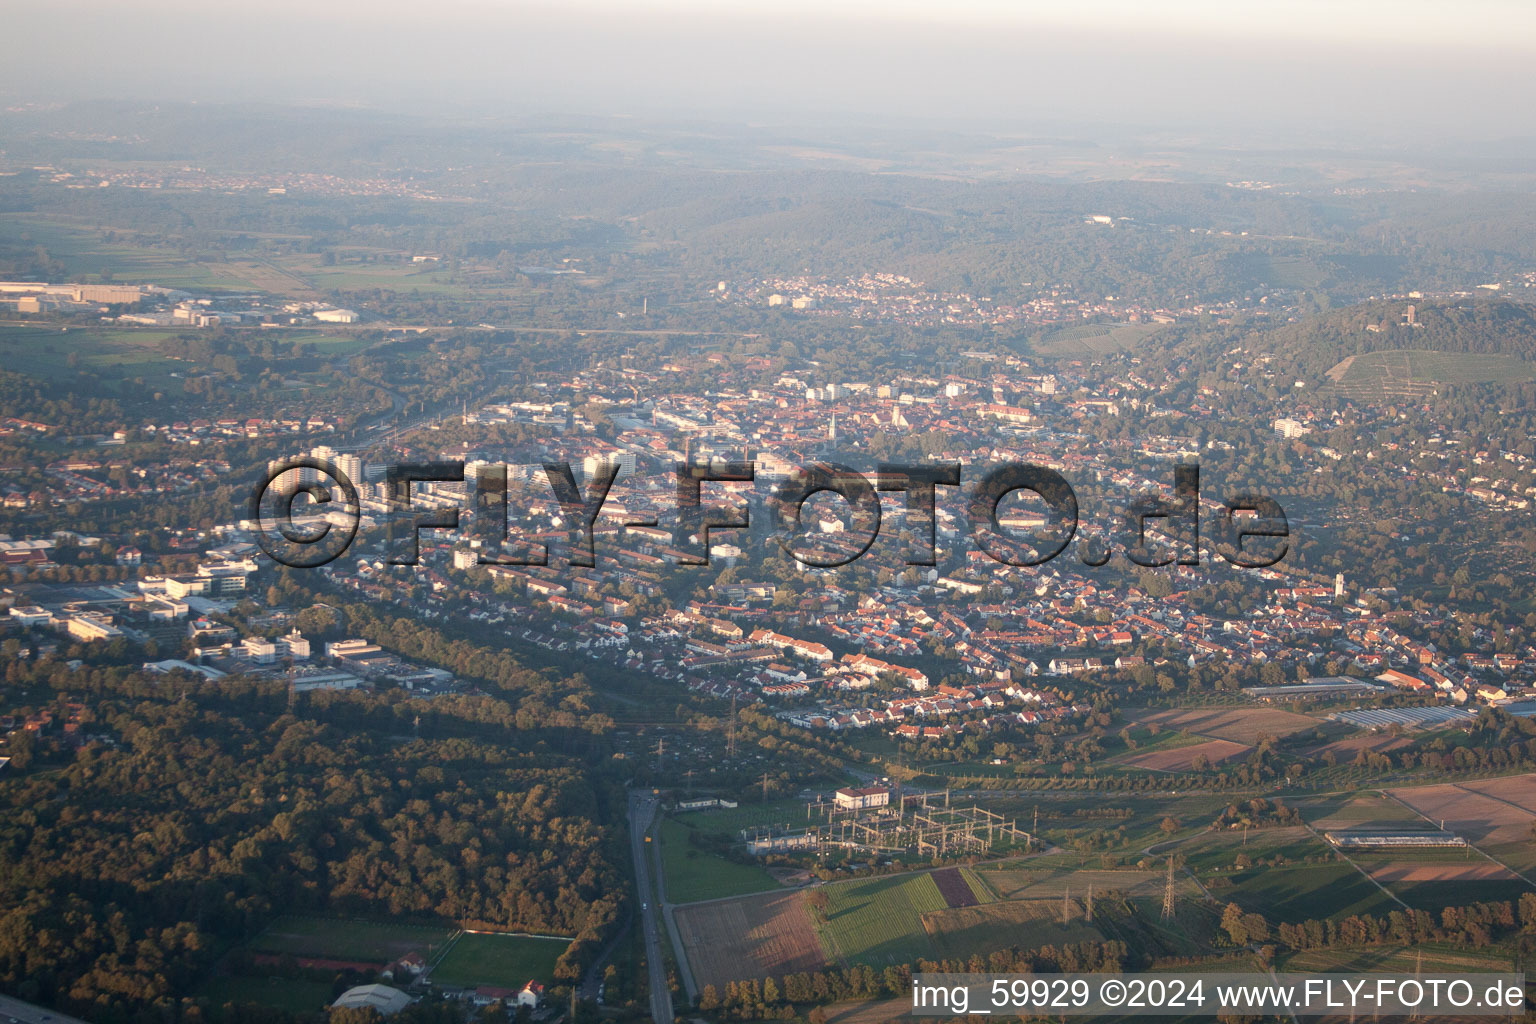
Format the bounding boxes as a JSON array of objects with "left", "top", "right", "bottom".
[{"left": 727, "top": 694, "right": 738, "bottom": 762}]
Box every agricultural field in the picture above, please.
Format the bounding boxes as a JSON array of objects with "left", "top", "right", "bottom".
[
  {"left": 818, "top": 871, "right": 949, "bottom": 966},
  {"left": 1030, "top": 322, "right": 1165, "bottom": 357},
  {"left": 1366, "top": 860, "right": 1525, "bottom": 907},
  {"left": 1460, "top": 774, "right": 1536, "bottom": 815},
  {"left": 658, "top": 817, "right": 783, "bottom": 904},
  {"left": 930, "top": 866, "right": 986, "bottom": 908},
  {"left": 1281, "top": 943, "right": 1514, "bottom": 973},
  {"left": 12, "top": 214, "right": 557, "bottom": 300},
  {"left": 1326, "top": 349, "right": 1536, "bottom": 396},
  {"left": 1387, "top": 781, "right": 1536, "bottom": 846},
  {"left": 993, "top": 790, "right": 1235, "bottom": 861},
  {"left": 1121, "top": 738, "right": 1250, "bottom": 771},
  {"left": 1301, "top": 732, "right": 1412, "bottom": 761},
  {"left": 1127, "top": 706, "right": 1321, "bottom": 744},
  {"left": 975, "top": 864, "right": 1200, "bottom": 902},
  {"left": 1329, "top": 844, "right": 1530, "bottom": 909},
  {"left": 0, "top": 324, "right": 370, "bottom": 389},
  {"left": 0, "top": 215, "right": 265, "bottom": 291},
  {"left": 1179, "top": 825, "right": 1331, "bottom": 874},
  {"left": 1452, "top": 776, "right": 1536, "bottom": 873},
  {"left": 922, "top": 898, "right": 1101, "bottom": 961},
  {"left": 298, "top": 259, "right": 483, "bottom": 297},
  {"left": 1293, "top": 791, "right": 1534, "bottom": 907},
  {"left": 914, "top": 759, "right": 1016, "bottom": 780},
  {"left": 1110, "top": 705, "right": 1328, "bottom": 772},
  {"left": 273, "top": 330, "right": 376, "bottom": 356},
  {"left": 428, "top": 932, "right": 570, "bottom": 990},
  {"left": 1212, "top": 862, "right": 1397, "bottom": 923},
  {"left": 675, "top": 890, "right": 829, "bottom": 991},
  {"left": 1298, "top": 790, "right": 1423, "bottom": 829},
  {"left": 0, "top": 324, "right": 189, "bottom": 386},
  {"left": 673, "top": 797, "right": 814, "bottom": 833},
  {"left": 819, "top": 997, "right": 913, "bottom": 1024},
  {"left": 247, "top": 914, "right": 455, "bottom": 966},
  {"left": 1103, "top": 725, "right": 1207, "bottom": 761},
  {"left": 1094, "top": 897, "right": 1221, "bottom": 960}
]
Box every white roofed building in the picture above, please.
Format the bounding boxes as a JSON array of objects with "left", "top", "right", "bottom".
[{"left": 332, "top": 984, "right": 410, "bottom": 1016}]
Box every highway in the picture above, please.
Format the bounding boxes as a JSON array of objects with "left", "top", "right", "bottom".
[{"left": 628, "top": 791, "right": 675, "bottom": 1023}]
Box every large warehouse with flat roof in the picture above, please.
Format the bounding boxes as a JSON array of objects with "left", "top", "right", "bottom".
[
  {"left": 1242, "top": 677, "right": 1388, "bottom": 702},
  {"left": 1324, "top": 829, "right": 1465, "bottom": 849}
]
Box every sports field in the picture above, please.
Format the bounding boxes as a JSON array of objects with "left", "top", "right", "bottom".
[
  {"left": 248, "top": 914, "right": 455, "bottom": 964},
  {"left": 193, "top": 975, "right": 335, "bottom": 1014},
  {"left": 429, "top": 932, "right": 570, "bottom": 989}
]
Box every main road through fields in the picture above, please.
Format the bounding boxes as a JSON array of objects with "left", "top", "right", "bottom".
[{"left": 629, "top": 790, "right": 675, "bottom": 1023}]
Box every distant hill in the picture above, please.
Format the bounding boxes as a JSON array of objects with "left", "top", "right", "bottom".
[
  {"left": 1263, "top": 297, "right": 1536, "bottom": 365},
  {"left": 1154, "top": 296, "right": 1536, "bottom": 397}
]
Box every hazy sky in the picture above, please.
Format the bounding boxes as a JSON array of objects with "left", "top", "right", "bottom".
[{"left": 4, "top": 0, "right": 1534, "bottom": 144}]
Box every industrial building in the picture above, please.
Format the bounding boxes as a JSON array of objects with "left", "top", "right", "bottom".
[
  {"left": 833, "top": 785, "right": 891, "bottom": 811},
  {"left": 1324, "top": 829, "right": 1465, "bottom": 849}
]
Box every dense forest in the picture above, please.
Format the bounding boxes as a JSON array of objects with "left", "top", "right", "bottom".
[{"left": 0, "top": 659, "right": 624, "bottom": 1022}]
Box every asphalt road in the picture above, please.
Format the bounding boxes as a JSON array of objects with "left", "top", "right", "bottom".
[
  {"left": 629, "top": 791, "right": 675, "bottom": 1023},
  {"left": 0, "top": 994, "right": 93, "bottom": 1024},
  {"left": 653, "top": 832, "right": 699, "bottom": 1005},
  {"left": 578, "top": 914, "right": 631, "bottom": 1004}
]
